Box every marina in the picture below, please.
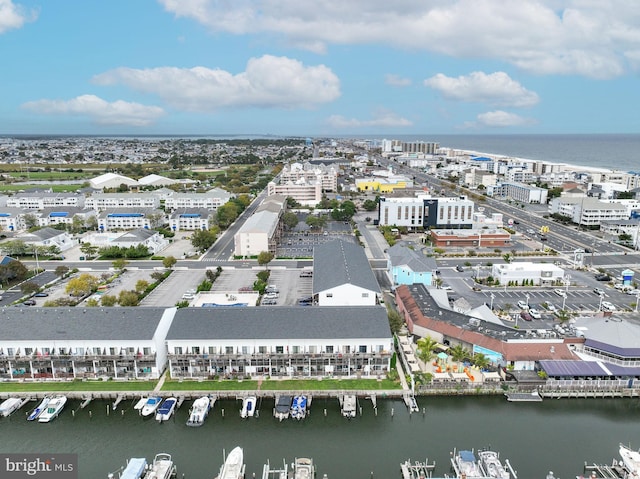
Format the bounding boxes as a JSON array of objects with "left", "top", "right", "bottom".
[
  {"left": 186, "top": 396, "right": 213, "bottom": 427},
  {"left": 155, "top": 397, "right": 177, "bottom": 422},
  {"left": 216, "top": 446, "right": 245, "bottom": 479},
  {"left": 340, "top": 394, "right": 357, "bottom": 418},
  {"left": 290, "top": 395, "right": 309, "bottom": 420},
  {"left": 240, "top": 396, "right": 257, "bottom": 419},
  {"left": 37, "top": 395, "right": 67, "bottom": 423}
]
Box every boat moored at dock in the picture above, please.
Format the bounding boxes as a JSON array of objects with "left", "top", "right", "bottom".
[
  {"left": 27, "top": 397, "right": 50, "bottom": 421},
  {"left": 341, "top": 394, "right": 356, "bottom": 419},
  {"left": 274, "top": 395, "right": 291, "bottom": 421},
  {"left": 186, "top": 396, "right": 211, "bottom": 427},
  {"left": 450, "top": 449, "right": 484, "bottom": 478},
  {"left": 38, "top": 395, "right": 67, "bottom": 423},
  {"left": 216, "top": 446, "right": 245, "bottom": 479},
  {"left": 109, "top": 457, "right": 146, "bottom": 479},
  {"left": 140, "top": 396, "right": 162, "bottom": 417},
  {"left": 292, "top": 458, "right": 314, "bottom": 479},
  {"left": 477, "top": 450, "right": 517, "bottom": 479},
  {"left": 240, "top": 396, "right": 256, "bottom": 418},
  {"left": 290, "top": 395, "right": 308, "bottom": 420},
  {"left": 619, "top": 443, "right": 640, "bottom": 476},
  {"left": 155, "top": 397, "right": 177, "bottom": 422},
  {"left": 450, "top": 448, "right": 518, "bottom": 479},
  {"left": 0, "top": 397, "right": 23, "bottom": 417}
]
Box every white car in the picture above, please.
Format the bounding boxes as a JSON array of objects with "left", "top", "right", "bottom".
[
  {"left": 517, "top": 300, "right": 529, "bottom": 310},
  {"left": 529, "top": 308, "right": 542, "bottom": 319},
  {"left": 626, "top": 289, "right": 640, "bottom": 295},
  {"left": 546, "top": 303, "right": 557, "bottom": 312},
  {"left": 614, "top": 283, "right": 624, "bottom": 290},
  {"left": 554, "top": 289, "right": 567, "bottom": 297},
  {"left": 601, "top": 301, "right": 616, "bottom": 311}
]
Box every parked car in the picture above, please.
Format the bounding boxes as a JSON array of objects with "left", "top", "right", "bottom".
[
  {"left": 554, "top": 289, "right": 567, "bottom": 297},
  {"left": 601, "top": 301, "right": 616, "bottom": 311},
  {"left": 23, "top": 299, "right": 36, "bottom": 306},
  {"left": 34, "top": 292, "right": 49, "bottom": 297},
  {"left": 520, "top": 311, "right": 533, "bottom": 321},
  {"left": 593, "top": 287, "right": 605, "bottom": 296},
  {"left": 517, "top": 300, "right": 529, "bottom": 310},
  {"left": 545, "top": 303, "right": 557, "bottom": 312},
  {"left": 528, "top": 308, "right": 542, "bottom": 319},
  {"left": 626, "top": 289, "right": 640, "bottom": 295},
  {"left": 455, "top": 265, "right": 464, "bottom": 272},
  {"left": 595, "top": 274, "right": 610, "bottom": 281},
  {"left": 614, "top": 283, "right": 625, "bottom": 290}
]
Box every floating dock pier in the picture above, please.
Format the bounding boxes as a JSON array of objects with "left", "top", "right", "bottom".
[
  {"left": 505, "top": 391, "right": 542, "bottom": 402},
  {"left": 400, "top": 459, "right": 436, "bottom": 479}
]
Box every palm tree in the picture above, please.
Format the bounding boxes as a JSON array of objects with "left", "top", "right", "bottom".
[
  {"left": 556, "top": 309, "right": 571, "bottom": 325},
  {"left": 416, "top": 336, "right": 438, "bottom": 364},
  {"left": 472, "top": 352, "right": 491, "bottom": 370},
  {"left": 449, "top": 344, "right": 469, "bottom": 364}
]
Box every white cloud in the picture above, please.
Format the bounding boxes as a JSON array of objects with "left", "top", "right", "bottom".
[
  {"left": 466, "top": 110, "right": 535, "bottom": 128},
  {"left": 93, "top": 55, "right": 340, "bottom": 111},
  {"left": 385, "top": 74, "right": 412, "bottom": 87},
  {"left": 0, "top": 0, "right": 36, "bottom": 33},
  {"left": 158, "top": 0, "right": 640, "bottom": 78},
  {"left": 424, "top": 71, "right": 539, "bottom": 108},
  {"left": 327, "top": 110, "right": 412, "bottom": 129},
  {"left": 21, "top": 95, "right": 165, "bottom": 126}
]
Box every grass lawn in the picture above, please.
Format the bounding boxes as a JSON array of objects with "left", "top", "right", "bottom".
[
  {"left": 0, "top": 381, "right": 156, "bottom": 393},
  {"left": 162, "top": 378, "right": 401, "bottom": 391}
]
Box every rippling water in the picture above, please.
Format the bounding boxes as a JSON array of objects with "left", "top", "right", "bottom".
[{"left": 2, "top": 396, "right": 640, "bottom": 478}]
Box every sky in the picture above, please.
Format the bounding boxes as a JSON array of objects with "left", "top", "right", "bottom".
[{"left": 1, "top": 0, "right": 639, "bottom": 136}]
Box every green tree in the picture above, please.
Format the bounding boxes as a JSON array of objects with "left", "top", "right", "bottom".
[
  {"left": 191, "top": 229, "right": 217, "bottom": 252},
  {"left": 216, "top": 202, "right": 240, "bottom": 228},
  {"left": 112, "top": 258, "right": 128, "bottom": 271},
  {"left": 162, "top": 256, "right": 177, "bottom": 269},
  {"left": 54, "top": 265, "right": 70, "bottom": 278},
  {"left": 257, "top": 251, "right": 274, "bottom": 269},
  {"left": 282, "top": 212, "right": 299, "bottom": 230},
  {"left": 556, "top": 309, "right": 571, "bottom": 325},
  {"left": 118, "top": 290, "right": 140, "bottom": 306},
  {"left": 386, "top": 307, "right": 403, "bottom": 334},
  {"left": 416, "top": 336, "right": 438, "bottom": 364},
  {"left": 135, "top": 279, "right": 149, "bottom": 293},
  {"left": 362, "top": 199, "right": 378, "bottom": 211},
  {"left": 80, "top": 243, "right": 100, "bottom": 259},
  {"left": 100, "top": 294, "right": 117, "bottom": 306},
  {"left": 23, "top": 214, "right": 38, "bottom": 229},
  {"left": 20, "top": 281, "right": 40, "bottom": 296},
  {"left": 449, "top": 344, "right": 470, "bottom": 364},
  {"left": 472, "top": 352, "right": 491, "bottom": 370},
  {"left": 66, "top": 273, "right": 99, "bottom": 297}
]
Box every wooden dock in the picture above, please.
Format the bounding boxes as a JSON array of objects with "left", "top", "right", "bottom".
[
  {"left": 400, "top": 459, "right": 437, "bottom": 479},
  {"left": 505, "top": 391, "right": 542, "bottom": 402}
]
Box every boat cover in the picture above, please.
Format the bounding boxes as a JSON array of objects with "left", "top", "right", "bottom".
[{"left": 120, "top": 458, "right": 147, "bottom": 479}]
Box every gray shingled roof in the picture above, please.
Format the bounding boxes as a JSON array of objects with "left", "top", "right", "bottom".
[
  {"left": 0, "top": 307, "right": 167, "bottom": 341},
  {"left": 19, "top": 227, "right": 66, "bottom": 241},
  {"left": 167, "top": 306, "right": 391, "bottom": 340},
  {"left": 313, "top": 240, "right": 380, "bottom": 294},
  {"left": 387, "top": 244, "right": 436, "bottom": 272}
]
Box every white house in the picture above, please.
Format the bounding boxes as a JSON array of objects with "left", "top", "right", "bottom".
[
  {"left": 313, "top": 240, "right": 380, "bottom": 306},
  {"left": 18, "top": 227, "right": 74, "bottom": 252},
  {"left": 109, "top": 228, "right": 169, "bottom": 255}
]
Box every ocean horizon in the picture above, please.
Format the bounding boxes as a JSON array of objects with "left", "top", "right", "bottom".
[{"left": 2, "top": 132, "right": 639, "bottom": 173}]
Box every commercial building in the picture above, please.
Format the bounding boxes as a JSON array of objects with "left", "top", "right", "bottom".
[
  {"left": 491, "top": 261, "right": 565, "bottom": 286},
  {"left": 378, "top": 194, "right": 475, "bottom": 230}
]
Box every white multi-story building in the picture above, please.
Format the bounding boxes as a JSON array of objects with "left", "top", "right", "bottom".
[
  {"left": 85, "top": 193, "right": 160, "bottom": 211},
  {"left": 279, "top": 162, "right": 338, "bottom": 192},
  {"left": 97, "top": 209, "right": 165, "bottom": 231},
  {"left": 495, "top": 182, "right": 548, "bottom": 204},
  {"left": 0, "top": 208, "right": 27, "bottom": 232},
  {"left": 234, "top": 196, "right": 285, "bottom": 257},
  {"left": 6, "top": 192, "right": 81, "bottom": 209},
  {"left": 169, "top": 209, "right": 214, "bottom": 232},
  {"left": 549, "top": 197, "right": 629, "bottom": 226},
  {"left": 164, "top": 188, "right": 232, "bottom": 211},
  {"left": 267, "top": 179, "right": 322, "bottom": 206},
  {"left": 378, "top": 194, "right": 474, "bottom": 230}
]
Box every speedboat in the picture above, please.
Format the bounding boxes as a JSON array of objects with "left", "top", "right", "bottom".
[
  {"left": 140, "top": 396, "right": 162, "bottom": 417},
  {"left": 115, "top": 457, "right": 147, "bottom": 479},
  {"left": 451, "top": 449, "right": 484, "bottom": 479},
  {"left": 292, "top": 458, "right": 314, "bottom": 479},
  {"left": 290, "top": 395, "right": 308, "bottom": 420},
  {"left": 477, "top": 449, "right": 515, "bottom": 479},
  {"left": 142, "top": 453, "right": 175, "bottom": 479},
  {"left": 240, "top": 396, "right": 256, "bottom": 418},
  {"left": 216, "top": 446, "right": 245, "bottom": 479},
  {"left": 619, "top": 443, "right": 640, "bottom": 476},
  {"left": 155, "top": 397, "right": 177, "bottom": 422},
  {"left": 27, "top": 397, "right": 50, "bottom": 421},
  {"left": 274, "top": 396, "right": 291, "bottom": 421},
  {"left": 0, "top": 397, "right": 22, "bottom": 417},
  {"left": 38, "top": 395, "right": 67, "bottom": 423},
  {"left": 341, "top": 394, "right": 356, "bottom": 419},
  {"left": 186, "top": 396, "right": 211, "bottom": 427}
]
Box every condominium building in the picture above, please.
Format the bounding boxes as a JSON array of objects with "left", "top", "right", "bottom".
[{"left": 378, "top": 194, "right": 474, "bottom": 230}]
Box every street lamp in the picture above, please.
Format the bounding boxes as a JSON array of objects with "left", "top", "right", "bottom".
[
  {"left": 525, "top": 293, "right": 530, "bottom": 309},
  {"left": 635, "top": 291, "right": 640, "bottom": 313},
  {"left": 562, "top": 275, "right": 571, "bottom": 311},
  {"left": 490, "top": 293, "right": 495, "bottom": 311},
  {"left": 598, "top": 293, "right": 604, "bottom": 312}
]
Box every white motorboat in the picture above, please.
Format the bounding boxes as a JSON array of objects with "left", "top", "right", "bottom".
[
  {"left": 477, "top": 450, "right": 516, "bottom": 479},
  {"left": 114, "top": 457, "right": 147, "bottom": 479},
  {"left": 341, "top": 394, "right": 356, "bottom": 419},
  {"left": 140, "top": 396, "right": 162, "bottom": 417},
  {"left": 450, "top": 449, "right": 484, "bottom": 479},
  {"left": 27, "top": 397, "right": 50, "bottom": 421},
  {"left": 0, "top": 397, "right": 23, "bottom": 417},
  {"left": 216, "top": 446, "right": 245, "bottom": 479},
  {"left": 186, "top": 396, "right": 211, "bottom": 427},
  {"left": 142, "top": 453, "right": 175, "bottom": 479},
  {"left": 292, "top": 458, "right": 314, "bottom": 479},
  {"left": 240, "top": 396, "right": 256, "bottom": 418},
  {"left": 38, "top": 395, "right": 67, "bottom": 423},
  {"left": 155, "top": 397, "right": 177, "bottom": 422},
  {"left": 619, "top": 443, "right": 640, "bottom": 476}
]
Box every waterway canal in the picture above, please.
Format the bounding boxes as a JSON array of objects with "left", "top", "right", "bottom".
[{"left": 1, "top": 396, "right": 640, "bottom": 478}]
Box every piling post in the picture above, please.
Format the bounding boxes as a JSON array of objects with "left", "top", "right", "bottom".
[{"left": 391, "top": 408, "right": 394, "bottom": 417}]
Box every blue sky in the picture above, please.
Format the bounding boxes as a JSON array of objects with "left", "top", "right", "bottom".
[{"left": 1, "top": 0, "right": 639, "bottom": 136}]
